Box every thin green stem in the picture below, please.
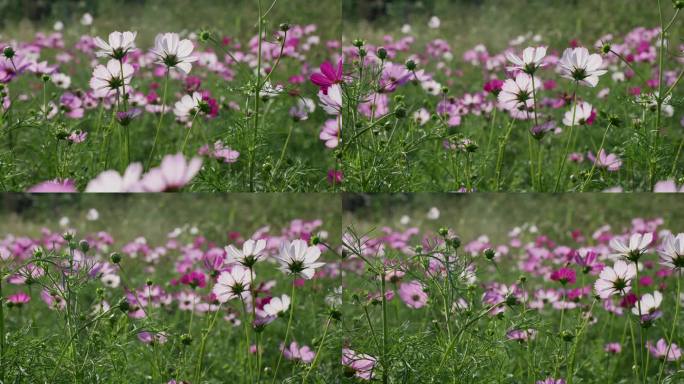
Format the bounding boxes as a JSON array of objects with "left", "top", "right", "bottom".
[
  {"left": 657, "top": 270, "right": 681, "bottom": 382},
  {"left": 581, "top": 122, "right": 613, "bottom": 191},
  {"left": 302, "top": 315, "right": 333, "bottom": 384},
  {"left": 271, "top": 279, "right": 296, "bottom": 384},
  {"left": 146, "top": 69, "right": 170, "bottom": 169},
  {"left": 554, "top": 82, "right": 579, "bottom": 191}
]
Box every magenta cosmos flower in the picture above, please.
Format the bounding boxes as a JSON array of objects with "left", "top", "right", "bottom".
[
  {"left": 7, "top": 292, "right": 31, "bottom": 306},
  {"left": 310, "top": 59, "right": 342, "bottom": 95},
  {"left": 398, "top": 280, "right": 428, "bottom": 309},
  {"left": 550, "top": 267, "right": 577, "bottom": 285}
]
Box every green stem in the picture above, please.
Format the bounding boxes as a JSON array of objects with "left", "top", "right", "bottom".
[
  {"left": 249, "top": 0, "right": 264, "bottom": 192},
  {"left": 302, "top": 315, "right": 333, "bottom": 384},
  {"left": 194, "top": 304, "right": 222, "bottom": 383},
  {"left": 554, "top": 82, "right": 579, "bottom": 191},
  {"left": 271, "top": 279, "right": 296, "bottom": 384},
  {"left": 657, "top": 270, "right": 681, "bottom": 381},
  {"left": 146, "top": 69, "right": 170, "bottom": 169},
  {"left": 580, "top": 122, "right": 613, "bottom": 191},
  {"left": 494, "top": 119, "right": 515, "bottom": 191},
  {"left": 381, "top": 270, "right": 389, "bottom": 384},
  {"left": 0, "top": 276, "right": 4, "bottom": 383}
]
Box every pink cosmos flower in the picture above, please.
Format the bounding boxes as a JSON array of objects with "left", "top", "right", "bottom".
[
  {"left": 646, "top": 339, "right": 681, "bottom": 361},
  {"left": 281, "top": 341, "right": 315, "bottom": 363},
  {"left": 398, "top": 280, "right": 428, "bottom": 309},
  {"left": 320, "top": 118, "right": 340, "bottom": 148},
  {"left": 141, "top": 153, "right": 203, "bottom": 192},
  {"left": 507, "top": 328, "right": 537, "bottom": 342},
  {"left": 310, "top": 59, "right": 343, "bottom": 95},
  {"left": 7, "top": 292, "right": 30, "bottom": 306},
  {"left": 27, "top": 179, "right": 77, "bottom": 193},
  {"left": 342, "top": 348, "right": 377, "bottom": 381},
  {"left": 588, "top": 149, "right": 622, "bottom": 172},
  {"left": 67, "top": 131, "right": 87, "bottom": 143},
  {"left": 653, "top": 180, "right": 684, "bottom": 192},
  {"left": 604, "top": 342, "right": 622, "bottom": 354},
  {"left": 85, "top": 163, "right": 144, "bottom": 192}
]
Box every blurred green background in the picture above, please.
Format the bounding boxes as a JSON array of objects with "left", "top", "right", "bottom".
[
  {"left": 0, "top": 194, "right": 341, "bottom": 245},
  {"left": 0, "top": 0, "right": 341, "bottom": 45},
  {"left": 343, "top": 0, "right": 681, "bottom": 53},
  {"left": 343, "top": 193, "right": 684, "bottom": 244}
]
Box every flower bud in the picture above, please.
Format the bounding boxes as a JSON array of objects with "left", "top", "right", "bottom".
[
  {"left": 279, "top": 23, "right": 290, "bottom": 32},
  {"left": 181, "top": 333, "right": 193, "bottom": 346},
  {"left": 405, "top": 59, "right": 416, "bottom": 71},
  {"left": 110, "top": 252, "right": 122, "bottom": 264},
  {"left": 2, "top": 46, "right": 15, "bottom": 59},
  {"left": 352, "top": 39, "right": 365, "bottom": 48},
  {"left": 198, "top": 30, "right": 211, "bottom": 43},
  {"left": 484, "top": 248, "right": 496, "bottom": 260},
  {"left": 79, "top": 240, "right": 90, "bottom": 253},
  {"left": 376, "top": 47, "right": 388, "bottom": 60}
]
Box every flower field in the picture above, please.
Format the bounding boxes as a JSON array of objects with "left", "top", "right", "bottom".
[
  {"left": 342, "top": 194, "right": 684, "bottom": 383},
  {"left": 0, "top": 195, "right": 343, "bottom": 382},
  {"left": 0, "top": 0, "right": 341, "bottom": 192},
  {"left": 341, "top": 0, "right": 684, "bottom": 192}
]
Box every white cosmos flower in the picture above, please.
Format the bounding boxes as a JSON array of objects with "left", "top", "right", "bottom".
[
  {"left": 94, "top": 31, "right": 137, "bottom": 60},
  {"left": 212, "top": 265, "right": 252, "bottom": 303},
  {"left": 594, "top": 260, "right": 637, "bottom": 299},
  {"left": 498, "top": 73, "right": 536, "bottom": 111},
  {"left": 81, "top": 13, "right": 93, "bottom": 26},
  {"left": 632, "top": 291, "right": 662, "bottom": 316},
  {"left": 505, "top": 46, "right": 547, "bottom": 74},
  {"left": 86, "top": 208, "right": 99, "bottom": 221},
  {"left": 318, "top": 83, "right": 342, "bottom": 115},
  {"left": 562, "top": 101, "right": 594, "bottom": 127},
  {"left": 151, "top": 33, "right": 197, "bottom": 74},
  {"left": 259, "top": 81, "right": 284, "bottom": 100},
  {"left": 262, "top": 294, "right": 291, "bottom": 316},
  {"left": 559, "top": 47, "right": 607, "bottom": 87},
  {"left": 426, "top": 207, "right": 440, "bottom": 220},
  {"left": 174, "top": 92, "right": 203, "bottom": 120},
  {"left": 101, "top": 273, "right": 120, "bottom": 288},
  {"left": 225, "top": 239, "right": 267, "bottom": 267},
  {"left": 658, "top": 233, "right": 684, "bottom": 270},
  {"left": 89, "top": 59, "right": 134, "bottom": 98},
  {"left": 51, "top": 73, "right": 71, "bottom": 89},
  {"left": 428, "top": 16, "right": 440, "bottom": 29},
  {"left": 413, "top": 108, "right": 430, "bottom": 126},
  {"left": 276, "top": 239, "right": 325, "bottom": 279},
  {"left": 609, "top": 232, "right": 653, "bottom": 261}
]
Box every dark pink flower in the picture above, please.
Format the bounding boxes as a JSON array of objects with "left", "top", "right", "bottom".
[
  {"left": 550, "top": 267, "right": 576, "bottom": 285},
  {"left": 310, "top": 59, "right": 342, "bottom": 94}
]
